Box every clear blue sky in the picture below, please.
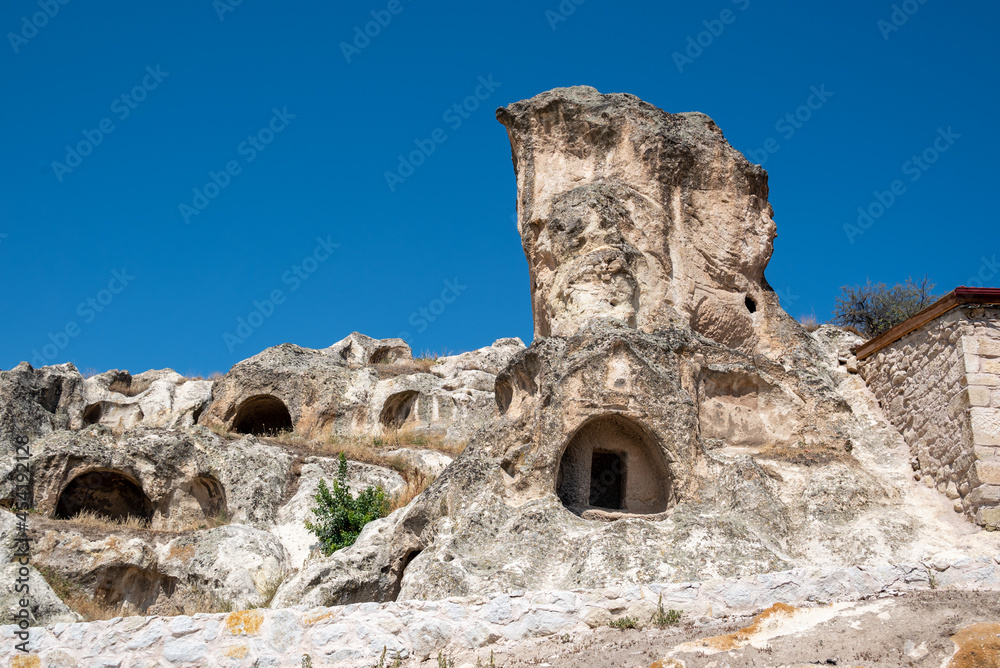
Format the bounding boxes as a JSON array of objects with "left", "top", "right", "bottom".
[{"left": 1, "top": 0, "right": 997, "bottom": 376}]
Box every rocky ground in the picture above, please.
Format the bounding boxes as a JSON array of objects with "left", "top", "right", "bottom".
[{"left": 469, "top": 591, "right": 1000, "bottom": 668}]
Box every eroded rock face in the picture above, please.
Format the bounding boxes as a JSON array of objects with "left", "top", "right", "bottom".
[
  {"left": 77, "top": 369, "right": 212, "bottom": 433},
  {"left": 1, "top": 425, "right": 408, "bottom": 615},
  {"left": 0, "top": 362, "right": 82, "bottom": 454},
  {"left": 202, "top": 334, "right": 524, "bottom": 444},
  {"left": 0, "top": 363, "right": 213, "bottom": 453},
  {"left": 496, "top": 86, "right": 807, "bottom": 358},
  {"left": 275, "top": 89, "right": 1000, "bottom": 608}
]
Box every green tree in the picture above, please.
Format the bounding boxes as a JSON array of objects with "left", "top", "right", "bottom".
[
  {"left": 306, "top": 453, "right": 389, "bottom": 554},
  {"left": 832, "top": 275, "right": 937, "bottom": 338}
]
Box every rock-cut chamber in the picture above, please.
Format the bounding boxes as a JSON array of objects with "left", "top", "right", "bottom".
[
  {"left": 231, "top": 394, "right": 293, "bottom": 435},
  {"left": 55, "top": 470, "right": 154, "bottom": 523},
  {"left": 556, "top": 414, "right": 672, "bottom": 515}
]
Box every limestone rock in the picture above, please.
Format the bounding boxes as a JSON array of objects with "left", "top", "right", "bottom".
[
  {"left": 0, "top": 562, "right": 78, "bottom": 626},
  {"left": 0, "top": 426, "right": 292, "bottom": 531},
  {"left": 158, "top": 525, "right": 290, "bottom": 610},
  {"left": 201, "top": 335, "right": 524, "bottom": 444},
  {"left": 76, "top": 369, "right": 212, "bottom": 432},
  {"left": 276, "top": 89, "right": 1000, "bottom": 607},
  {"left": 496, "top": 86, "right": 811, "bottom": 360},
  {"left": 0, "top": 362, "right": 83, "bottom": 453}
]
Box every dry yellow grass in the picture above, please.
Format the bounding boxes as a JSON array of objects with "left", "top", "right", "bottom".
[
  {"left": 799, "top": 314, "right": 821, "bottom": 332},
  {"left": 66, "top": 509, "right": 149, "bottom": 530},
  {"left": 58, "top": 508, "right": 229, "bottom": 533},
  {"left": 390, "top": 429, "right": 467, "bottom": 456},
  {"left": 388, "top": 471, "right": 432, "bottom": 512},
  {"left": 36, "top": 565, "right": 141, "bottom": 622}
]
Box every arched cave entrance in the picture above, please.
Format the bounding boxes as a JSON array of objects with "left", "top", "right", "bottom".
[
  {"left": 556, "top": 414, "right": 672, "bottom": 515},
  {"left": 82, "top": 402, "right": 103, "bottom": 427},
  {"left": 55, "top": 470, "right": 154, "bottom": 523},
  {"left": 231, "top": 395, "right": 293, "bottom": 435},
  {"left": 189, "top": 475, "right": 226, "bottom": 518},
  {"left": 380, "top": 390, "right": 419, "bottom": 430}
]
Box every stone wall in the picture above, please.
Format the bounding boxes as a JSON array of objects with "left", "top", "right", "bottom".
[
  {"left": 860, "top": 305, "right": 1000, "bottom": 528},
  {"left": 3, "top": 556, "right": 999, "bottom": 667}
]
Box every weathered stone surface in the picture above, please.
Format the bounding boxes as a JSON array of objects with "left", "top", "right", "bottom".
[
  {"left": 0, "top": 426, "right": 292, "bottom": 531},
  {"left": 76, "top": 369, "right": 213, "bottom": 433},
  {"left": 201, "top": 334, "right": 524, "bottom": 444},
  {"left": 0, "top": 561, "right": 78, "bottom": 627},
  {"left": 276, "top": 319, "right": 985, "bottom": 606},
  {"left": 7, "top": 556, "right": 1000, "bottom": 667},
  {"left": 0, "top": 362, "right": 82, "bottom": 454},
  {"left": 496, "top": 86, "right": 810, "bottom": 361}
]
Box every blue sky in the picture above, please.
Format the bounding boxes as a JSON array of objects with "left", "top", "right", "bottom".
[{"left": 1, "top": 0, "right": 997, "bottom": 376}]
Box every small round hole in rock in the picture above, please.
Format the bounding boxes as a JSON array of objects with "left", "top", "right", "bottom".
[{"left": 745, "top": 295, "right": 757, "bottom": 313}]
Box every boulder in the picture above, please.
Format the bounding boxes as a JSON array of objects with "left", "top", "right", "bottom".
[{"left": 0, "top": 562, "right": 78, "bottom": 626}]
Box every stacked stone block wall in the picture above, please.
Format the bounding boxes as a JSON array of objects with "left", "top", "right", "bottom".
[{"left": 860, "top": 305, "right": 1000, "bottom": 528}]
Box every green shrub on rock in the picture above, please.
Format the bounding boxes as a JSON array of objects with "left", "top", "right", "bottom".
[{"left": 306, "top": 453, "right": 389, "bottom": 554}]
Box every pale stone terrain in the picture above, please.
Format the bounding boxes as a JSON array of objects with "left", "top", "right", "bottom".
[{"left": 0, "top": 86, "right": 998, "bottom": 666}]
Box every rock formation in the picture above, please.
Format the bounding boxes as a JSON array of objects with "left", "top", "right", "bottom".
[
  {"left": 273, "top": 88, "right": 1000, "bottom": 608},
  {"left": 200, "top": 333, "right": 524, "bottom": 443},
  {"left": 496, "top": 86, "right": 805, "bottom": 360},
  {"left": 2, "top": 86, "right": 999, "bottom": 664}
]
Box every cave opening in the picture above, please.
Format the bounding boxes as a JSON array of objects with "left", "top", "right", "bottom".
[
  {"left": 55, "top": 470, "right": 154, "bottom": 523},
  {"left": 556, "top": 414, "right": 672, "bottom": 516},
  {"left": 231, "top": 395, "right": 293, "bottom": 435}
]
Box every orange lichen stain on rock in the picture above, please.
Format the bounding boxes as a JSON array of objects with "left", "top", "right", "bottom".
[
  {"left": 225, "top": 609, "right": 264, "bottom": 636},
  {"left": 12, "top": 656, "right": 41, "bottom": 668},
  {"left": 168, "top": 544, "right": 196, "bottom": 561},
  {"left": 223, "top": 644, "right": 249, "bottom": 659},
  {"left": 304, "top": 609, "right": 339, "bottom": 625},
  {"left": 649, "top": 659, "right": 685, "bottom": 668},
  {"left": 698, "top": 602, "right": 799, "bottom": 651},
  {"left": 946, "top": 623, "right": 1000, "bottom": 668}
]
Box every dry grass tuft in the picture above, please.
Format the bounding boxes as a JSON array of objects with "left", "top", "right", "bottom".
[
  {"left": 322, "top": 435, "right": 410, "bottom": 471},
  {"left": 208, "top": 423, "right": 236, "bottom": 439},
  {"left": 192, "top": 509, "right": 231, "bottom": 531},
  {"left": 265, "top": 429, "right": 311, "bottom": 447},
  {"left": 392, "top": 430, "right": 467, "bottom": 457},
  {"left": 66, "top": 509, "right": 149, "bottom": 530},
  {"left": 36, "top": 565, "right": 141, "bottom": 622},
  {"left": 799, "top": 313, "right": 821, "bottom": 332},
  {"left": 58, "top": 508, "right": 230, "bottom": 534},
  {"left": 182, "top": 587, "right": 234, "bottom": 615},
  {"left": 246, "top": 573, "right": 286, "bottom": 610},
  {"left": 108, "top": 377, "right": 153, "bottom": 396}
]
